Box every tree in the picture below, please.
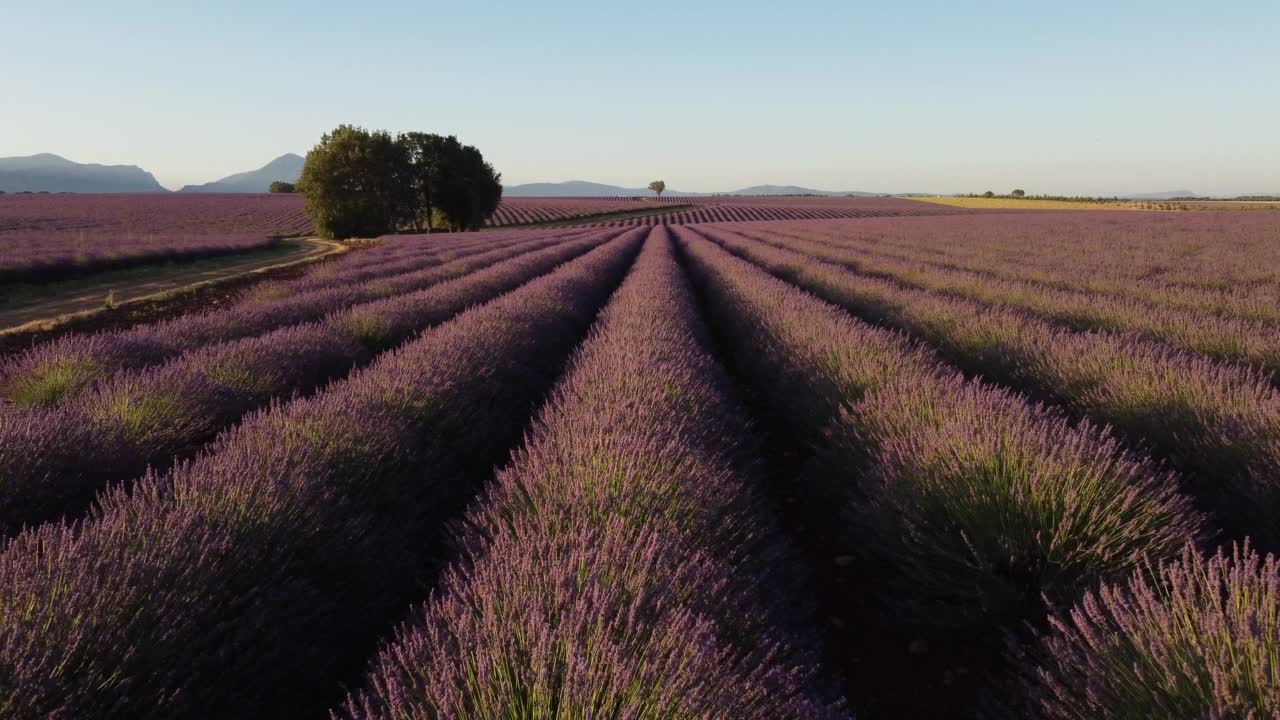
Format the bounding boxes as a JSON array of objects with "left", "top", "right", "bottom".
[
  {"left": 1011, "top": 189, "right": 1026, "bottom": 199},
  {"left": 426, "top": 140, "right": 503, "bottom": 232},
  {"left": 648, "top": 180, "right": 666, "bottom": 198},
  {"left": 297, "top": 125, "right": 414, "bottom": 240},
  {"left": 268, "top": 181, "right": 296, "bottom": 193},
  {"left": 398, "top": 132, "right": 457, "bottom": 233},
  {"left": 398, "top": 133, "right": 502, "bottom": 233},
  {"left": 983, "top": 190, "right": 995, "bottom": 198}
]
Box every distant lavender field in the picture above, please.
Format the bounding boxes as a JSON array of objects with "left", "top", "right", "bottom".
[{"left": 0, "top": 193, "right": 312, "bottom": 282}]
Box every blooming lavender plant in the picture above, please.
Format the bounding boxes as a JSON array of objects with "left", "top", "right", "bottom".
[{"left": 1018, "top": 543, "right": 1280, "bottom": 719}]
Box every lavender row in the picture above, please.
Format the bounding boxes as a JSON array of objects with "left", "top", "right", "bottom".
[
  {"left": 0, "top": 227, "right": 605, "bottom": 409},
  {"left": 340, "top": 230, "right": 847, "bottom": 719},
  {"left": 0, "top": 231, "right": 644, "bottom": 718},
  {"left": 673, "top": 227, "right": 1199, "bottom": 637},
  {"left": 697, "top": 225, "right": 1280, "bottom": 550},
  {"left": 738, "top": 224, "right": 1280, "bottom": 376},
  {"left": 0, "top": 234, "right": 611, "bottom": 536}
]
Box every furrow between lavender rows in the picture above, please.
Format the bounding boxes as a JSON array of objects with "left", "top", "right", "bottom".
[
  {"left": 0, "top": 231, "right": 624, "bottom": 536},
  {"left": 0, "top": 230, "right": 645, "bottom": 719}
]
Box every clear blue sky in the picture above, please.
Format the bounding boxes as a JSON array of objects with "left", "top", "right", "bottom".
[{"left": 3, "top": 0, "right": 1276, "bottom": 195}]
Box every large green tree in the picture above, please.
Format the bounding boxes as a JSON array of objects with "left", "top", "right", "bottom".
[
  {"left": 398, "top": 132, "right": 460, "bottom": 233},
  {"left": 297, "top": 125, "right": 414, "bottom": 239}
]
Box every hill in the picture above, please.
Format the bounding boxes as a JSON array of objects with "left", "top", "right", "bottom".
[
  {"left": 0, "top": 154, "right": 166, "bottom": 193},
  {"left": 179, "top": 154, "right": 304, "bottom": 193}
]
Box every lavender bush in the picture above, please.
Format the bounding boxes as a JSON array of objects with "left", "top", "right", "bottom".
[{"left": 1018, "top": 543, "right": 1280, "bottom": 719}]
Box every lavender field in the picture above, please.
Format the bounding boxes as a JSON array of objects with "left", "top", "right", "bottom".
[
  {"left": 0, "top": 208, "right": 1278, "bottom": 718},
  {"left": 0, "top": 194, "right": 311, "bottom": 283}
]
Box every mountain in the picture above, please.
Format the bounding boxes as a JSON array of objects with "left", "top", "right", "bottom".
[
  {"left": 503, "top": 180, "right": 878, "bottom": 197},
  {"left": 179, "top": 153, "right": 304, "bottom": 193},
  {"left": 0, "top": 153, "right": 166, "bottom": 193}
]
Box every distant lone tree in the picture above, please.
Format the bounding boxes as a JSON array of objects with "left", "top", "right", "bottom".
[
  {"left": 983, "top": 190, "right": 995, "bottom": 198},
  {"left": 648, "top": 180, "right": 666, "bottom": 198},
  {"left": 1011, "top": 189, "right": 1026, "bottom": 199},
  {"left": 269, "top": 181, "right": 296, "bottom": 193},
  {"left": 297, "top": 125, "right": 414, "bottom": 240}
]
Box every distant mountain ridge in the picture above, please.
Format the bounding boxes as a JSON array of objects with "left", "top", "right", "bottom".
[
  {"left": 178, "top": 154, "right": 304, "bottom": 193},
  {"left": 503, "top": 180, "right": 880, "bottom": 197},
  {"left": 0, "top": 154, "right": 166, "bottom": 193}
]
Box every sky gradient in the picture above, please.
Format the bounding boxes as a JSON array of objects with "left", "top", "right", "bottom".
[{"left": 4, "top": 1, "right": 1277, "bottom": 195}]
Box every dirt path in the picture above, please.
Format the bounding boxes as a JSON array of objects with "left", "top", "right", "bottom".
[{"left": 0, "top": 237, "right": 344, "bottom": 334}]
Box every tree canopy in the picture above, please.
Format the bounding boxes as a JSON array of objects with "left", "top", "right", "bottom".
[
  {"left": 298, "top": 125, "right": 503, "bottom": 239},
  {"left": 648, "top": 180, "right": 666, "bottom": 198},
  {"left": 268, "top": 181, "right": 296, "bottom": 193},
  {"left": 1011, "top": 188, "right": 1027, "bottom": 198}
]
